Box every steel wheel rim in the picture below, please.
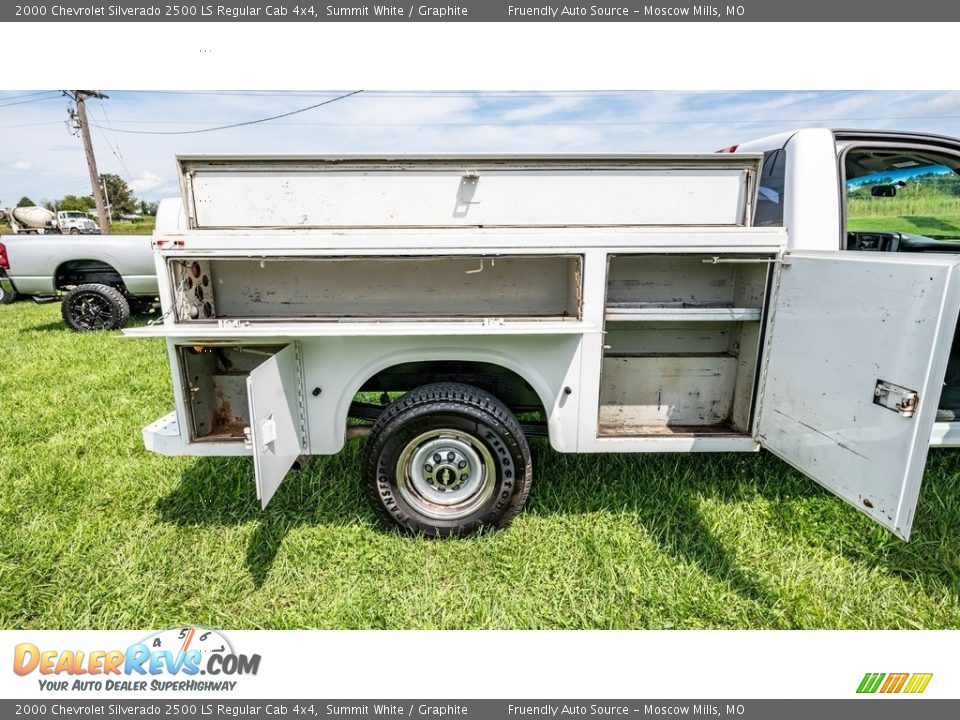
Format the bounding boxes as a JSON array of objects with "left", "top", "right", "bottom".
[
  {"left": 396, "top": 428, "right": 496, "bottom": 520},
  {"left": 70, "top": 292, "right": 113, "bottom": 330}
]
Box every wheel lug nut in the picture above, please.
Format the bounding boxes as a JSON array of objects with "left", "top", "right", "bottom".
[
  {"left": 447, "top": 452, "right": 455, "bottom": 462},
  {"left": 457, "top": 460, "right": 467, "bottom": 469},
  {"left": 433, "top": 454, "right": 442, "bottom": 463},
  {"left": 425, "top": 465, "right": 433, "bottom": 473},
  {"left": 460, "top": 474, "right": 468, "bottom": 481}
]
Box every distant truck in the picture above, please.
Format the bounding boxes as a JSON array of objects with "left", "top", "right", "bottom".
[
  {"left": 3, "top": 206, "right": 100, "bottom": 235},
  {"left": 0, "top": 231, "right": 157, "bottom": 327}
]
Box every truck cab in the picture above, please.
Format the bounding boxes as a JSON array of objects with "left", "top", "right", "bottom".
[{"left": 56, "top": 210, "right": 99, "bottom": 235}]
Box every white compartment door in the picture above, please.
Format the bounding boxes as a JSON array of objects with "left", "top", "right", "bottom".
[
  {"left": 247, "top": 343, "right": 306, "bottom": 508},
  {"left": 756, "top": 251, "right": 960, "bottom": 539}
]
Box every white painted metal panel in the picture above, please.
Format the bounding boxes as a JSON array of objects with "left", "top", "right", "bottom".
[
  {"left": 599, "top": 355, "right": 737, "bottom": 429},
  {"left": 930, "top": 421, "right": 960, "bottom": 447},
  {"left": 756, "top": 251, "right": 960, "bottom": 539},
  {"left": 247, "top": 343, "right": 306, "bottom": 508},
  {"left": 180, "top": 156, "right": 758, "bottom": 229},
  {"left": 143, "top": 411, "right": 251, "bottom": 457}
]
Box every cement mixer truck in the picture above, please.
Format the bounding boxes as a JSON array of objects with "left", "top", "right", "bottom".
[{"left": 3, "top": 206, "right": 100, "bottom": 235}]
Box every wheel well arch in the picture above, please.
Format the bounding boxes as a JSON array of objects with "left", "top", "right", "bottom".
[
  {"left": 332, "top": 347, "right": 559, "bottom": 444},
  {"left": 54, "top": 259, "right": 125, "bottom": 292},
  {"left": 358, "top": 359, "right": 545, "bottom": 412}
]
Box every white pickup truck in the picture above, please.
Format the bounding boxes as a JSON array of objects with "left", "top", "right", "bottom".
[
  {"left": 127, "top": 127, "right": 960, "bottom": 540},
  {"left": 0, "top": 233, "right": 157, "bottom": 328}
]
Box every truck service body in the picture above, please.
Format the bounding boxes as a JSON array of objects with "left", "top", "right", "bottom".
[{"left": 127, "top": 128, "right": 960, "bottom": 539}]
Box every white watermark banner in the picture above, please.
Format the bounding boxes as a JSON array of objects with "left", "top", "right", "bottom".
[{"left": 1, "top": 630, "right": 957, "bottom": 700}]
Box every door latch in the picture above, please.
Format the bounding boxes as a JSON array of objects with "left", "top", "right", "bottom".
[
  {"left": 874, "top": 380, "right": 919, "bottom": 418},
  {"left": 260, "top": 414, "right": 278, "bottom": 450}
]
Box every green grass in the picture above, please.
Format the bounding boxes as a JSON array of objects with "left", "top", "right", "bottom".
[
  {"left": 0, "top": 220, "right": 154, "bottom": 236},
  {"left": 1, "top": 301, "right": 959, "bottom": 629},
  {"left": 109, "top": 219, "right": 155, "bottom": 235},
  {"left": 848, "top": 214, "right": 960, "bottom": 238}
]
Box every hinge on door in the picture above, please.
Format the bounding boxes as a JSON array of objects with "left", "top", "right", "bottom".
[
  {"left": 874, "top": 380, "right": 919, "bottom": 418},
  {"left": 294, "top": 341, "right": 309, "bottom": 449}
]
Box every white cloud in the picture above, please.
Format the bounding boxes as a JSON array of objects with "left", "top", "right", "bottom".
[
  {"left": 499, "top": 95, "right": 587, "bottom": 122},
  {"left": 5, "top": 91, "right": 960, "bottom": 203},
  {"left": 129, "top": 170, "right": 165, "bottom": 193}
]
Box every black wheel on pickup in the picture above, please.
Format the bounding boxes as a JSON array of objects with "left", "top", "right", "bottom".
[
  {"left": 0, "top": 284, "right": 17, "bottom": 305},
  {"left": 61, "top": 283, "right": 130, "bottom": 332},
  {"left": 362, "top": 382, "right": 533, "bottom": 537}
]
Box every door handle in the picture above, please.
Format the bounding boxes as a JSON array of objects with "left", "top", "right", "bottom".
[{"left": 874, "top": 380, "right": 919, "bottom": 418}]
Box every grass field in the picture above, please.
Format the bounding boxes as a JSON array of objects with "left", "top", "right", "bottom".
[
  {"left": 847, "top": 187, "right": 960, "bottom": 239},
  {"left": 0, "top": 220, "right": 154, "bottom": 236},
  {"left": 1, "top": 302, "right": 959, "bottom": 630},
  {"left": 847, "top": 214, "right": 960, "bottom": 238}
]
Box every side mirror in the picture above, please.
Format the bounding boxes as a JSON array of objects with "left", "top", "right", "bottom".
[{"left": 870, "top": 184, "right": 898, "bottom": 197}]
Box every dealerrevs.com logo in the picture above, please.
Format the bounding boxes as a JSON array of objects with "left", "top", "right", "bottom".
[
  {"left": 857, "top": 672, "right": 933, "bottom": 694},
  {"left": 13, "top": 627, "right": 261, "bottom": 693}
]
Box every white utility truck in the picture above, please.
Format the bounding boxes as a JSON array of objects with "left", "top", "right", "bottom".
[{"left": 128, "top": 128, "right": 960, "bottom": 539}]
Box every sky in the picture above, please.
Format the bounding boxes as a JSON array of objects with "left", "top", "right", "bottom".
[{"left": 2, "top": 90, "right": 960, "bottom": 206}]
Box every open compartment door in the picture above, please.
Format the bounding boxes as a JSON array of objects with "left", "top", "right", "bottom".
[
  {"left": 247, "top": 343, "right": 307, "bottom": 508},
  {"left": 756, "top": 251, "right": 960, "bottom": 539}
]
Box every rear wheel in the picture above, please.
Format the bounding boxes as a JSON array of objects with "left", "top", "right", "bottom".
[
  {"left": 0, "top": 284, "right": 17, "bottom": 305},
  {"left": 363, "top": 382, "right": 533, "bottom": 537},
  {"left": 61, "top": 283, "right": 130, "bottom": 332}
]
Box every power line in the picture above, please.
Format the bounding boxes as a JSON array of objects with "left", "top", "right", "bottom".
[
  {"left": 0, "top": 93, "right": 61, "bottom": 110},
  {"left": 0, "top": 120, "right": 63, "bottom": 130},
  {"left": 95, "top": 99, "right": 135, "bottom": 183},
  {"left": 83, "top": 114, "right": 960, "bottom": 128},
  {"left": 113, "top": 89, "right": 848, "bottom": 99},
  {"left": 90, "top": 90, "right": 364, "bottom": 135},
  {"left": 0, "top": 90, "right": 60, "bottom": 102}
]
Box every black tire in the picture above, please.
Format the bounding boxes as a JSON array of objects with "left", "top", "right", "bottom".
[
  {"left": 61, "top": 283, "right": 130, "bottom": 332},
  {"left": 69, "top": 228, "right": 80, "bottom": 235},
  {"left": 0, "top": 284, "right": 17, "bottom": 305},
  {"left": 363, "top": 382, "right": 533, "bottom": 537}
]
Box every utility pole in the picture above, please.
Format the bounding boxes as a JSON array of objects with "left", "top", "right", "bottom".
[
  {"left": 66, "top": 90, "right": 110, "bottom": 235},
  {"left": 101, "top": 177, "right": 114, "bottom": 223}
]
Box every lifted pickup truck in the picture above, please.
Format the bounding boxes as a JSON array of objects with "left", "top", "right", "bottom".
[
  {"left": 127, "top": 127, "right": 960, "bottom": 540},
  {"left": 0, "top": 232, "right": 158, "bottom": 329}
]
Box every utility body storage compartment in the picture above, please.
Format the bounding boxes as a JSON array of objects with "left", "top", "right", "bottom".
[
  {"left": 171, "top": 255, "right": 583, "bottom": 323},
  {"left": 598, "top": 255, "right": 768, "bottom": 437},
  {"left": 177, "top": 342, "right": 308, "bottom": 508},
  {"left": 179, "top": 155, "right": 757, "bottom": 229}
]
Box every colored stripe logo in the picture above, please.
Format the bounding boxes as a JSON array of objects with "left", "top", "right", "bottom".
[{"left": 857, "top": 672, "right": 933, "bottom": 694}]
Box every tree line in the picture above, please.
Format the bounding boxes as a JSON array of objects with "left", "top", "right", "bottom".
[{"left": 5, "top": 174, "right": 158, "bottom": 220}]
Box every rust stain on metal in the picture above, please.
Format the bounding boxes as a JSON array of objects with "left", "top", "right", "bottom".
[{"left": 211, "top": 388, "right": 247, "bottom": 437}]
